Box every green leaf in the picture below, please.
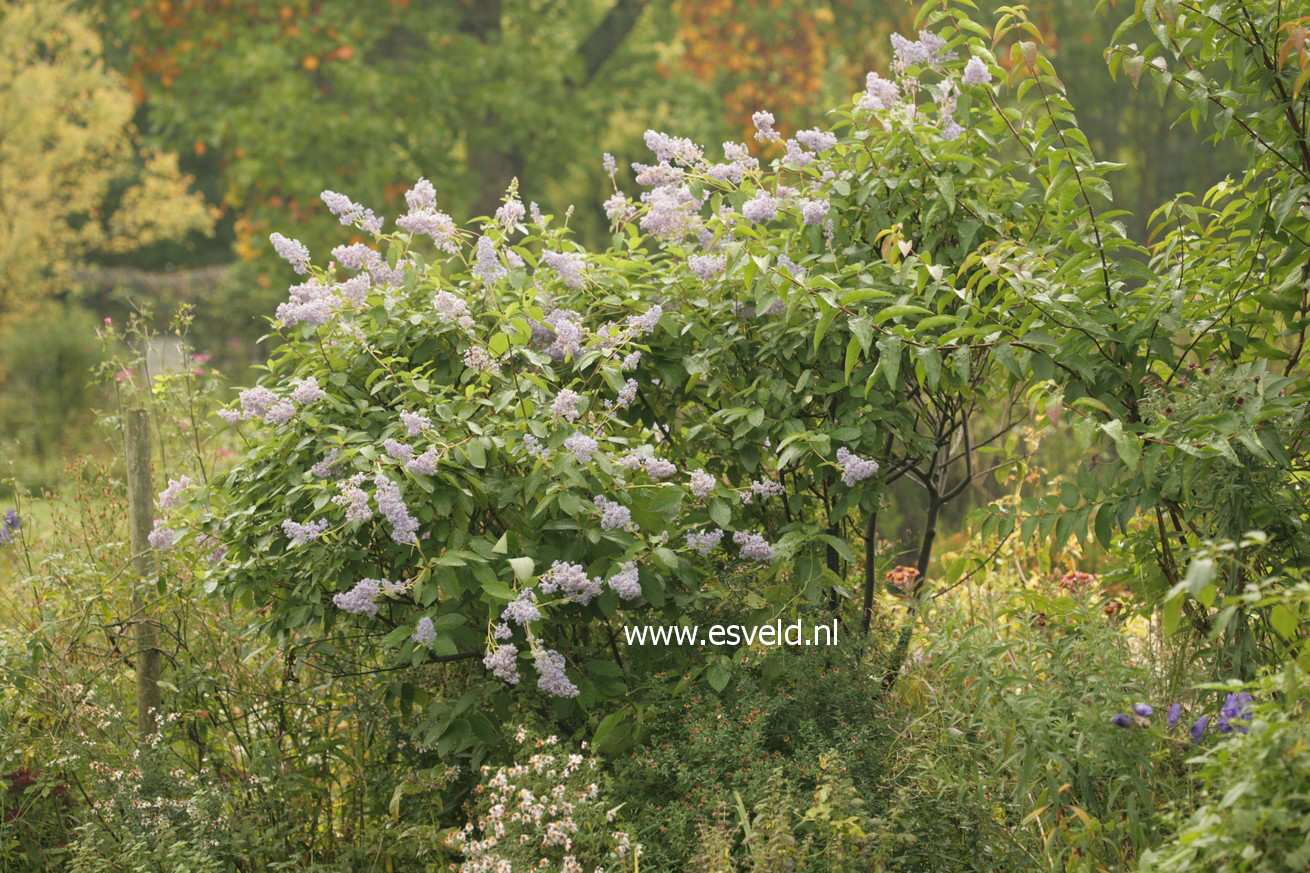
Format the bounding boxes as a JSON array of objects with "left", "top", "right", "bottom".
[
  {"left": 1270, "top": 603, "right": 1298, "bottom": 640},
  {"left": 508, "top": 557, "right": 535, "bottom": 584},
  {"left": 877, "top": 335, "right": 902, "bottom": 390}
]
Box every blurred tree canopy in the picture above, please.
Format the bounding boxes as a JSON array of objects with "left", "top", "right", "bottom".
[{"left": 0, "top": 0, "right": 213, "bottom": 324}]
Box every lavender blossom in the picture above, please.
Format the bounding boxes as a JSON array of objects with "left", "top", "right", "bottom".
[
  {"left": 397, "top": 209, "right": 459, "bottom": 253},
  {"left": 540, "top": 561, "right": 603, "bottom": 604},
  {"left": 742, "top": 193, "right": 778, "bottom": 223},
  {"left": 157, "top": 476, "right": 192, "bottom": 510},
  {"left": 523, "top": 434, "right": 552, "bottom": 461},
  {"left": 374, "top": 476, "right": 419, "bottom": 544},
  {"left": 861, "top": 72, "right": 900, "bottom": 111},
  {"left": 622, "top": 351, "right": 642, "bottom": 371},
  {"left": 433, "top": 290, "right": 474, "bottom": 328},
  {"left": 333, "top": 578, "right": 383, "bottom": 616},
  {"left": 496, "top": 199, "right": 526, "bottom": 229},
  {"left": 733, "top": 530, "right": 775, "bottom": 561},
  {"left": 405, "top": 178, "right": 436, "bottom": 212},
  {"left": 594, "top": 496, "right": 631, "bottom": 531},
  {"left": 752, "top": 110, "right": 781, "bottom": 143},
  {"left": 639, "top": 184, "right": 701, "bottom": 240},
  {"left": 148, "top": 522, "right": 177, "bottom": 550},
  {"left": 689, "top": 253, "right": 726, "bottom": 281},
  {"left": 276, "top": 282, "right": 334, "bottom": 326},
  {"left": 689, "top": 469, "right": 715, "bottom": 498},
  {"left": 400, "top": 411, "right": 431, "bottom": 437},
  {"left": 534, "top": 648, "right": 579, "bottom": 698},
  {"left": 502, "top": 590, "right": 541, "bottom": 625},
  {"left": 270, "top": 233, "right": 311, "bottom": 274},
  {"left": 564, "top": 433, "right": 599, "bottom": 463},
  {"left": 406, "top": 450, "right": 439, "bottom": 476},
  {"left": 472, "top": 236, "right": 506, "bottom": 284},
  {"left": 541, "top": 250, "right": 587, "bottom": 289},
  {"left": 290, "top": 377, "right": 325, "bottom": 405},
  {"left": 411, "top": 617, "right": 437, "bottom": 646},
  {"left": 962, "top": 56, "right": 993, "bottom": 86},
  {"left": 627, "top": 305, "right": 662, "bottom": 336},
  {"left": 311, "top": 449, "right": 343, "bottom": 479},
  {"left": 552, "top": 389, "right": 583, "bottom": 422},
  {"left": 801, "top": 199, "right": 830, "bottom": 226},
  {"left": 687, "top": 528, "right": 724, "bottom": 555},
  {"left": 484, "top": 643, "right": 521, "bottom": 685},
  {"left": 265, "top": 400, "right": 296, "bottom": 426},
  {"left": 333, "top": 475, "right": 372, "bottom": 523},
  {"left": 282, "top": 518, "right": 329, "bottom": 547},
  {"left": 836, "top": 447, "right": 881, "bottom": 486},
  {"left": 795, "top": 128, "right": 837, "bottom": 153},
  {"left": 608, "top": 562, "right": 641, "bottom": 600},
  {"left": 463, "top": 345, "right": 501, "bottom": 375}
]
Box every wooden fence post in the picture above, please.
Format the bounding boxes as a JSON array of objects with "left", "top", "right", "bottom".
[{"left": 125, "top": 408, "right": 162, "bottom": 737}]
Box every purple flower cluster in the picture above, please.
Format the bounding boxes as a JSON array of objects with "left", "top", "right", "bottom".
[
  {"left": 400, "top": 411, "right": 430, "bottom": 436},
  {"left": 148, "top": 521, "right": 177, "bottom": 550},
  {"left": 157, "top": 476, "right": 192, "bottom": 510},
  {"left": 502, "top": 589, "right": 541, "bottom": 625},
  {"left": 290, "top": 377, "right": 325, "bottom": 405},
  {"left": 552, "top": 389, "right": 583, "bottom": 422},
  {"left": 321, "top": 189, "right": 382, "bottom": 234},
  {"left": 333, "top": 578, "right": 383, "bottom": 616},
  {"left": 269, "top": 233, "right": 310, "bottom": 274},
  {"left": 463, "top": 345, "right": 501, "bottom": 375},
  {"left": 861, "top": 72, "right": 900, "bottom": 112},
  {"left": 742, "top": 193, "right": 779, "bottom": 223},
  {"left": 733, "top": 530, "right": 775, "bottom": 561},
  {"left": 752, "top": 110, "right": 780, "bottom": 143},
  {"left": 689, "top": 253, "right": 726, "bottom": 281},
  {"left": 1218, "top": 692, "right": 1253, "bottom": 734},
  {"left": 608, "top": 562, "right": 641, "bottom": 600},
  {"left": 333, "top": 474, "right": 372, "bottom": 522},
  {"left": 890, "top": 30, "right": 954, "bottom": 73},
  {"left": 541, "top": 250, "right": 588, "bottom": 289},
  {"left": 282, "top": 518, "right": 329, "bottom": 546},
  {"left": 484, "top": 643, "right": 521, "bottom": 684},
  {"left": 639, "top": 183, "right": 701, "bottom": 241},
  {"left": 397, "top": 208, "right": 459, "bottom": 253},
  {"left": 523, "top": 433, "right": 551, "bottom": 461},
  {"left": 962, "top": 56, "right": 993, "bottom": 86},
  {"left": 411, "top": 616, "right": 437, "bottom": 646},
  {"left": 564, "top": 433, "right": 599, "bottom": 463},
  {"left": 473, "top": 236, "right": 506, "bottom": 285},
  {"left": 0, "top": 510, "right": 18, "bottom": 547},
  {"left": 374, "top": 476, "right": 419, "bottom": 544},
  {"left": 836, "top": 447, "right": 881, "bottom": 486},
  {"left": 534, "top": 648, "right": 579, "bottom": 698},
  {"left": 593, "top": 496, "right": 632, "bottom": 531},
  {"left": 801, "top": 199, "right": 830, "bottom": 226},
  {"left": 276, "top": 281, "right": 334, "bottom": 326},
  {"left": 1111, "top": 693, "right": 1253, "bottom": 742},
  {"left": 540, "top": 560, "right": 604, "bottom": 604},
  {"left": 496, "top": 198, "right": 526, "bottom": 229},
  {"left": 432, "top": 290, "right": 474, "bottom": 328},
  {"left": 689, "top": 469, "right": 716, "bottom": 498},
  {"left": 687, "top": 528, "right": 724, "bottom": 555}
]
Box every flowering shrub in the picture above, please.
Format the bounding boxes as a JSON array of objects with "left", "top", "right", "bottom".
[{"left": 442, "top": 730, "right": 638, "bottom": 872}]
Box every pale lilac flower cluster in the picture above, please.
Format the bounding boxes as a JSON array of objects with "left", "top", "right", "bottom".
[
  {"left": 157, "top": 476, "right": 192, "bottom": 510},
  {"left": 689, "top": 253, "right": 726, "bottom": 281},
  {"left": 593, "top": 496, "right": 631, "bottom": 531},
  {"left": 333, "top": 473, "right": 372, "bottom": 522},
  {"left": 638, "top": 183, "right": 701, "bottom": 241},
  {"left": 333, "top": 578, "right": 383, "bottom": 616},
  {"left": 148, "top": 521, "right": 177, "bottom": 550},
  {"left": 891, "top": 30, "right": 954, "bottom": 72},
  {"left": 276, "top": 281, "right": 334, "bottom": 326},
  {"left": 621, "top": 351, "right": 641, "bottom": 371},
  {"left": 688, "top": 469, "right": 716, "bottom": 498},
  {"left": 552, "top": 389, "right": 583, "bottom": 421},
  {"left": 610, "top": 378, "right": 638, "bottom": 409},
  {"left": 742, "top": 192, "right": 779, "bottom": 223},
  {"left": 484, "top": 643, "right": 520, "bottom": 684},
  {"left": 269, "top": 233, "right": 310, "bottom": 274},
  {"left": 496, "top": 199, "right": 526, "bottom": 229},
  {"left": 374, "top": 476, "right": 419, "bottom": 544},
  {"left": 473, "top": 235, "right": 506, "bottom": 285},
  {"left": 604, "top": 192, "right": 638, "bottom": 224},
  {"left": 627, "top": 305, "right": 662, "bottom": 336},
  {"left": 229, "top": 382, "right": 319, "bottom": 427},
  {"left": 836, "top": 447, "right": 881, "bottom": 486},
  {"left": 742, "top": 478, "right": 785, "bottom": 504},
  {"left": 603, "top": 152, "right": 617, "bottom": 178},
  {"left": 405, "top": 178, "right": 436, "bottom": 211},
  {"left": 502, "top": 589, "right": 541, "bottom": 625},
  {"left": 645, "top": 129, "right": 704, "bottom": 166},
  {"left": 463, "top": 345, "right": 501, "bottom": 375},
  {"left": 523, "top": 433, "right": 552, "bottom": 460},
  {"left": 795, "top": 128, "right": 837, "bottom": 153},
  {"left": 541, "top": 251, "right": 587, "bottom": 289},
  {"left": 962, "top": 56, "right": 992, "bottom": 86},
  {"left": 801, "top": 199, "right": 830, "bottom": 226},
  {"left": 411, "top": 616, "right": 437, "bottom": 646},
  {"left": 540, "top": 561, "right": 604, "bottom": 604},
  {"left": 282, "top": 518, "right": 329, "bottom": 546},
  {"left": 406, "top": 449, "right": 439, "bottom": 476},
  {"left": 687, "top": 528, "right": 724, "bottom": 555},
  {"left": 539, "top": 308, "right": 585, "bottom": 359},
  {"left": 320, "top": 190, "right": 382, "bottom": 233},
  {"left": 311, "top": 449, "right": 343, "bottom": 479},
  {"left": 290, "top": 377, "right": 325, "bottom": 405},
  {"left": 644, "top": 457, "right": 676, "bottom": 480},
  {"left": 706, "top": 141, "right": 759, "bottom": 184},
  {"left": 534, "top": 648, "right": 579, "bottom": 698},
  {"left": 861, "top": 72, "right": 901, "bottom": 111},
  {"left": 733, "top": 530, "right": 775, "bottom": 561},
  {"left": 397, "top": 207, "right": 459, "bottom": 253},
  {"left": 384, "top": 438, "right": 414, "bottom": 463},
  {"left": 401, "top": 411, "right": 430, "bottom": 436},
  {"left": 563, "top": 433, "right": 599, "bottom": 463},
  {"left": 433, "top": 290, "right": 475, "bottom": 328},
  {"left": 607, "top": 562, "right": 641, "bottom": 600},
  {"left": 752, "top": 110, "right": 781, "bottom": 143}
]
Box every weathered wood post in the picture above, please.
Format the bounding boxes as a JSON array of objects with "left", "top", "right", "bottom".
[{"left": 125, "top": 408, "right": 162, "bottom": 737}]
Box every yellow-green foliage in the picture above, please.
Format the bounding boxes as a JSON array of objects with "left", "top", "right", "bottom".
[{"left": 0, "top": 0, "right": 213, "bottom": 320}]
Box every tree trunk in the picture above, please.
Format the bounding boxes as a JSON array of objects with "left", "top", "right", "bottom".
[{"left": 126, "top": 408, "right": 162, "bottom": 737}]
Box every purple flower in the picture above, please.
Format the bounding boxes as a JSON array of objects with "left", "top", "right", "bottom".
[
  {"left": 333, "top": 474, "right": 372, "bottom": 523},
  {"left": 836, "top": 448, "right": 880, "bottom": 486},
  {"left": 484, "top": 643, "right": 520, "bottom": 685},
  {"left": 333, "top": 578, "right": 382, "bottom": 616},
  {"left": 496, "top": 199, "right": 526, "bottom": 229},
  {"left": 733, "top": 530, "right": 775, "bottom": 562},
  {"left": 290, "top": 377, "right": 325, "bottom": 405},
  {"left": 411, "top": 616, "right": 437, "bottom": 646},
  {"left": 534, "top": 648, "right": 579, "bottom": 698},
  {"left": 552, "top": 389, "right": 583, "bottom": 422},
  {"left": 627, "top": 304, "right": 663, "bottom": 336},
  {"left": 861, "top": 72, "right": 900, "bottom": 111},
  {"left": 472, "top": 236, "right": 506, "bottom": 284},
  {"left": 541, "top": 250, "right": 588, "bottom": 289},
  {"left": 405, "top": 450, "right": 439, "bottom": 476},
  {"left": 564, "top": 433, "right": 599, "bottom": 463},
  {"left": 689, "top": 253, "right": 726, "bottom": 281},
  {"left": 795, "top": 128, "right": 837, "bottom": 153},
  {"left": 687, "top": 528, "right": 724, "bottom": 555},
  {"left": 374, "top": 476, "right": 419, "bottom": 544},
  {"left": 523, "top": 434, "right": 551, "bottom": 461},
  {"left": 644, "top": 130, "right": 704, "bottom": 166},
  {"left": 400, "top": 411, "right": 430, "bottom": 436},
  {"left": 1190, "top": 715, "right": 1210, "bottom": 743},
  {"left": 502, "top": 590, "right": 541, "bottom": 625},
  {"left": 432, "top": 290, "right": 474, "bottom": 328},
  {"left": 282, "top": 518, "right": 329, "bottom": 547},
  {"left": 689, "top": 469, "right": 716, "bottom": 498},
  {"left": 1167, "top": 703, "right": 1183, "bottom": 730},
  {"left": 540, "top": 561, "right": 603, "bottom": 604},
  {"left": 962, "top": 56, "right": 993, "bottom": 86},
  {"left": 405, "top": 178, "right": 436, "bottom": 212},
  {"left": 157, "top": 476, "right": 192, "bottom": 510},
  {"left": 1218, "top": 692, "right": 1253, "bottom": 734},
  {"left": 397, "top": 209, "right": 459, "bottom": 253},
  {"left": 1132, "top": 703, "right": 1154, "bottom": 718},
  {"left": 752, "top": 110, "right": 780, "bottom": 143},
  {"left": 4, "top": 510, "right": 19, "bottom": 530},
  {"left": 1112, "top": 713, "right": 1133, "bottom": 728},
  {"left": 269, "top": 233, "right": 311, "bottom": 274},
  {"left": 801, "top": 199, "right": 830, "bottom": 226},
  {"left": 594, "top": 496, "right": 632, "bottom": 531},
  {"left": 608, "top": 562, "right": 641, "bottom": 600},
  {"left": 639, "top": 183, "right": 701, "bottom": 241},
  {"left": 742, "top": 193, "right": 779, "bottom": 223},
  {"left": 276, "top": 282, "right": 334, "bottom": 326},
  {"left": 603, "top": 152, "right": 617, "bottom": 177}
]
